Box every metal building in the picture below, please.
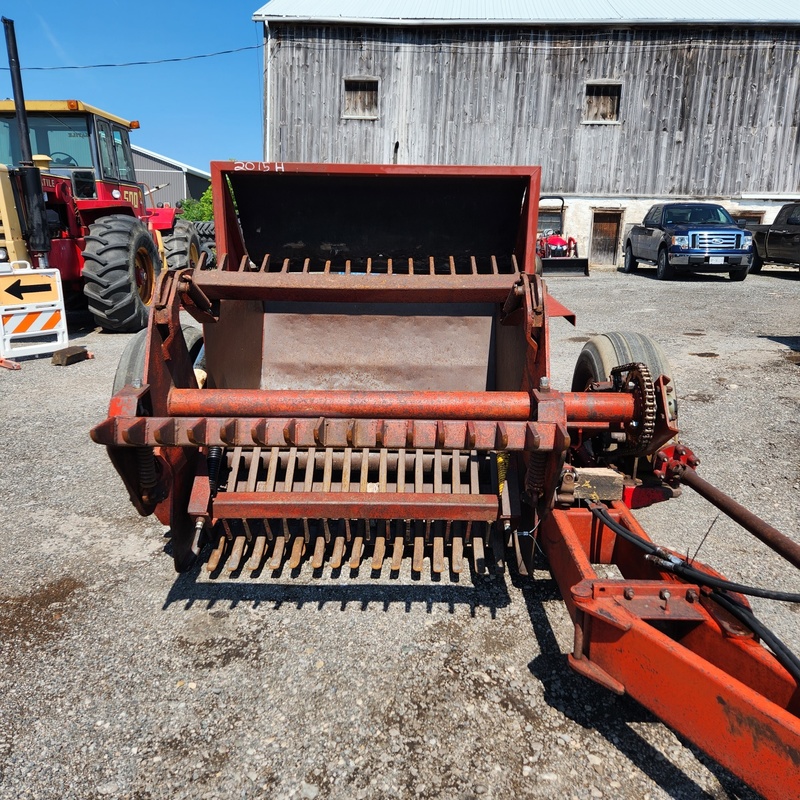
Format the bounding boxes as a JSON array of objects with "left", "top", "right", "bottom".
[
  {"left": 131, "top": 145, "right": 210, "bottom": 209},
  {"left": 252, "top": 0, "right": 800, "bottom": 265}
]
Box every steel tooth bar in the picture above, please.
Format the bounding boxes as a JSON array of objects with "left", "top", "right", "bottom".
[
  {"left": 247, "top": 535, "right": 267, "bottom": 571},
  {"left": 349, "top": 534, "right": 364, "bottom": 570},
  {"left": 227, "top": 535, "right": 247, "bottom": 573},
  {"left": 311, "top": 534, "right": 326, "bottom": 570},
  {"left": 206, "top": 536, "right": 227, "bottom": 573},
  {"left": 211, "top": 491, "right": 498, "bottom": 522},
  {"left": 490, "top": 525, "right": 506, "bottom": 573},
  {"left": 412, "top": 535, "right": 425, "bottom": 573},
  {"left": 451, "top": 536, "right": 464, "bottom": 574},
  {"left": 289, "top": 535, "right": 305, "bottom": 569},
  {"left": 269, "top": 535, "right": 286, "bottom": 570}
]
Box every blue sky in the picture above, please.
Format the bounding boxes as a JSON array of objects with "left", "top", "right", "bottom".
[{"left": 1, "top": 1, "right": 265, "bottom": 171}]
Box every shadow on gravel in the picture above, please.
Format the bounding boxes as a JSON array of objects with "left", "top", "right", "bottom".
[
  {"left": 512, "top": 565, "right": 759, "bottom": 800},
  {"left": 162, "top": 563, "right": 511, "bottom": 618},
  {"left": 763, "top": 334, "right": 800, "bottom": 352}
]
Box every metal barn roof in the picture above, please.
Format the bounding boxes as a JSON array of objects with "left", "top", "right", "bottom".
[{"left": 253, "top": 0, "right": 799, "bottom": 25}]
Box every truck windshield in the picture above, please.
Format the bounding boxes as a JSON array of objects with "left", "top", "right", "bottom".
[
  {"left": 0, "top": 113, "right": 93, "bottom": 168},
  {"left": 664, "top": 205, "right": 734, "bottom": 226}
]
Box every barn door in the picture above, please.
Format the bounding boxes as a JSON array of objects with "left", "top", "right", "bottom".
[{"left": 590, "top": 212, "right": 622, "bottom": 265}]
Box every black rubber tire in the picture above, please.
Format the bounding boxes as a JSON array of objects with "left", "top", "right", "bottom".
[
  {"left": 729, "top": 265, "right": 749, "bottom": 282},
  {"left": 163, "top": 219, "right": 201, "bottom": 272},
  {"left": 656, "top": 248, "right": 675, "bottom": 280},
  {"left": 749, "top": 251, "right": 763, "bottom": 274},
  {"left": 112, "top": 324, "right": 203, "bottom": 395},
  {"left": 622, "top": 242, "right": 638, "bottom": 273},
  {"left": 571, "top": 331, "right": 677, "bottom": 421},
  {"left": 193, "top": 220, "right": 215, "bottom": 242},
  {"left": 199, "top": 241, "right": 217, "bottom": 270},
  {"left": 83, "top": 215, "right": 161, "bottom": 332}
]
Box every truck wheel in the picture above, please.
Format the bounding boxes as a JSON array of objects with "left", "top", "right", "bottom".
[
  {"left": 112, "top": 324, "right": 203, "bottom": 394},
  {"left": 622, "top": 243, "right": 638, "bottom": 273},
  {"left": 656, "top": 248, "right": 675, "bottom": 280},
  {"left": 83, "top": 215, "right": 161, "bottom": 332},
  {"left": 749, "top": 251, "right": 763, "bottom": 274},
  {"left": 571, "top": 331, "right": 677, "bottom": 421},
  {"left": 729, "top": 266, "right": 748, "bottom": 282},
  {"left": 163, "top": 219, "right": 201, "bottom": 271}
]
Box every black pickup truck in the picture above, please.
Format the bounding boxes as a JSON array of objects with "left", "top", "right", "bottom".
[
  {"left": 623, "top": 202, "right": 754, "bottom": 281},
  {"left": 747, "top": 203, "right": 800, "bottom": 272}
]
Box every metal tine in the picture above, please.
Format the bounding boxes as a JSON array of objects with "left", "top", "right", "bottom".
[
  {"left": 229, "top": 446, "right": 244, "bottom": 491},
  {"left": 289, "top": 535, "right": 305, "bottom": 569},
  {"left": 342, "top": 447, "right": 352, "bottom": 492},
  {"left": 345, "top": 259, "right": 351, "bottom": 275},
  {"left": 269, "top": 531, "right": 286, "bottom": 570},
  {"left": 322, "top": 448, "right": 334, "bottom": 545},
  {"left": 511, "top": 253, "right": 519, "bottom": 273},
  {"left": 470, "top": 255, "right": 478, "bottom": 275},
  {"left": 407, "top": 257, "right": 414, "bottom": 274},
  {"left": 387, "top": 257, "right": 393, "bottom": 275},
  {"left": 428, "top": 256, "right": 435, "bottom": 275},
  {"left": 449, "top": 255, "right": 456, "bottom": 275},
  {"left": 412, "top": 525, "right": 425, "bottom": 573},
  {"left": 490, "top": 523, "right": 506, "bottom": 573},
  {"left": 330, "top": 519, "right": 347, "bottom": 569},
  {"left": 324, "top": 259, "right": 331, "bottom": 274},
  {"left": 311, "top": 533, "right": 326, "bottom": 570},
  {"left": 302, "top": 447, "right": 315, "bottom": 543},
  {"left": 260, "top": 254, "right": 270, "bottom": 271},
  {"left": 242, "top": 447, "right": 262, "bottom": 545},
  {"left": 206, "top": 536, "right": 227, "bottom": 573},
  {"left": 434, "top": 449, "right": 443, "bottom": 493},
  {"left": 366, "top": 257, "right": 372, "bottom": 274},
  {"left": 227, "top": 535, "right": 247, "bottom": 573},
  {"left": 284, "top": 447, "right": 298, "bottom": 493},
  {"left": 265, "top": 446, "right": 280, "bottom": 492},
  {"left": 246, "top": 535, "right": 267, "bottom": 571},
  {"left": 472, "top": 531, "right": 487, "bottom": 574},
  {"left": 282, "top": 257, "right": 290, "bottom": 273},
  {"left": 432, "top": 534, "right": 445, "bottom": 574},
  {"left": 451, "top": 534, "right": 464, "bottom": 574},
  {"left": 491, "top": 255, "right": 499, "bottom": 274},
  {"left": 391, "top": 534, "right": 404, "bottom": 571},
  {"left": 349, "top": 522, "right": 365, "bottom": 570},
  {"left": 371, "top": 524, "right": 386, "bottom": 571},
  {"left": 303, "top": 258, "right": 310, "bottom": 273}
]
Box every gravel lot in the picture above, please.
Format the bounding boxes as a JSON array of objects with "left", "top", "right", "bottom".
[{"left": 1, "top": 264, "right": 798, "bottom": 800}]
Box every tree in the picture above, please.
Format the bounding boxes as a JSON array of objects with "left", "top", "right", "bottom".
[{"left": 179, "top": 185, "right": 214, "bottom": 221}]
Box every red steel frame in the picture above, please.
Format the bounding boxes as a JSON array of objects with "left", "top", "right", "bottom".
[{"left": 92, "top": 164, "right": 799, "bottom": 798}]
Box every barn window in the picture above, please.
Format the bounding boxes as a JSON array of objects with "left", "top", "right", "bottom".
[
  {"left": 584, "top": 83, "right": 622, "bottom": 123},
  {"left": 344, "top": 78, "right": 379, "bottom": 119}
]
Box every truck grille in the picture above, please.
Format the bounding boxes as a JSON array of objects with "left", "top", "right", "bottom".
[{"left": 691, "top": 232, "right": 740, "bottom": 249}]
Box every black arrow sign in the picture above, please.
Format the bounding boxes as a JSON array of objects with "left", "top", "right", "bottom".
[{"left": 5, "top": 278, "right": 52, "bottom": 301}]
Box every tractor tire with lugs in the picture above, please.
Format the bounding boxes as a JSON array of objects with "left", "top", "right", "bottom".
[
  {"left": 163, "top": 219, "right": 201, "bottom": 272},
  {"left": 82, "top": 215, "right": 161, "bottom": 332}
]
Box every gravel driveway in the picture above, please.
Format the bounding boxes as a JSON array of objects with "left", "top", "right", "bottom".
[{"left": 1, "top": 265, "right": 798, "bottom": 800}]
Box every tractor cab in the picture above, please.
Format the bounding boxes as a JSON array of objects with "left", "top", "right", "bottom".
[{"left": 0, "top": 99, "right": 145, "bottom": 213}]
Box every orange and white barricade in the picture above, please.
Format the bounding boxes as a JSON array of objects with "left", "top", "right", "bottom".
[{"left": 0, "top": 260, "right": 68, "bottom": 366}]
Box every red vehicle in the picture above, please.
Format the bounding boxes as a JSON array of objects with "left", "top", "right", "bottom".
[
  {"left": 536, "top": 195, "right": 589, "bottom": 275},
  {"left": 0, "top": 19, "right": 199, "bottom": 331}
]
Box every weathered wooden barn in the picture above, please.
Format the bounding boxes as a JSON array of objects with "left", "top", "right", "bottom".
[{"left": 252, "top": 1, "right": 800, "bottom": 265}]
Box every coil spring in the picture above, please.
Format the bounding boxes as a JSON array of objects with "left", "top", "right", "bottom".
[
  {"left": 136, "top": 447, "right": 158, "bottom": 490},
  {"left": 525, "top": 451, "right": 548, "bottom": 497},
  {"left": 207, "top": 446, "right": 225, "bottom": 496}
]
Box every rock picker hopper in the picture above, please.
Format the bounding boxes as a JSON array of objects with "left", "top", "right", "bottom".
[{"left": 92, "top": 163, "right": 800, "bottom": 798}]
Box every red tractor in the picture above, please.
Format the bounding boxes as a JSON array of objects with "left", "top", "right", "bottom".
[
  {"left": 536, "top": 195, "right": 589, "bottom": 275},
  {"left": 0, "top": 20, "right": 199, "bottom": 331}
]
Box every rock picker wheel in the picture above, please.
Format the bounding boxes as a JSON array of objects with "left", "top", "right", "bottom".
[
  {"left": 82, "top": 215, "right": 161, "bottom": 332},
  {"left": 113, "top": 324, "right": 203, "bottom": 395},
  {"left": 571, "top": 331, "right": 678, "bottom": 459},
  {"left": 163, "top": 219, "right": 202, "bottom": 272}
]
